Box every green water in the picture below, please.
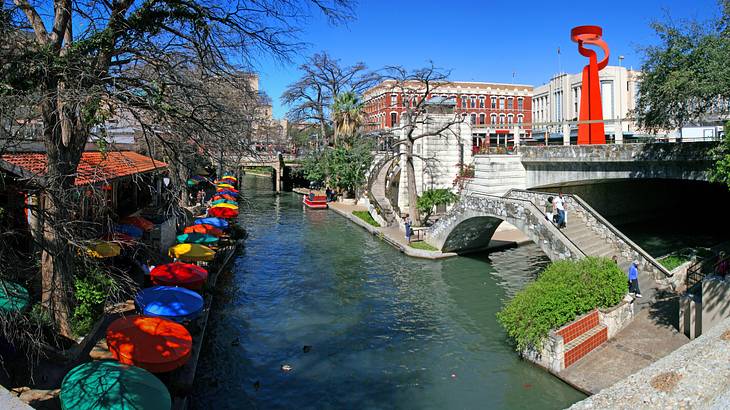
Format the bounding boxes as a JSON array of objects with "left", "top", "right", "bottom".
[{"left": 191, "top": 176, "right": 585, "bottom": 409}]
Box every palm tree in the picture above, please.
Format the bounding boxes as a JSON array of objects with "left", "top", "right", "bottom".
[{"left": 331, "top": 91, "right": 364, "bottom": 145}]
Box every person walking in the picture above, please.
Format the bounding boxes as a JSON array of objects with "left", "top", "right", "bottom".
[
  {"left": 404, "top": 214, "right": 412, "bottom": 244},
  {"left": 554, "top": 192, "right": 566, "bottom": 228},
  {"left": 545, "top": 196, "right": 554, "bottom": 222},
  {"left": 628, "top": 260, "right": 642, "bottom": 298}
]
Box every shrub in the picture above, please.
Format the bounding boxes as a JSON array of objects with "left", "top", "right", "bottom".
[
  {"left": 71, "top": 268, "right": 115, "bottom": 338},
  {"left": 497, "top": 257, "right": 627, "bottom": 352},
  {"left": 416, "top": 188, "right": 457, "bottom": 224},
  {"left": 352, "top": 210, "right": 380, "bottom": 227}
]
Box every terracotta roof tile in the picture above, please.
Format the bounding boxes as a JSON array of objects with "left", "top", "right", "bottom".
[{"left": 1, "top": 151, "right": 167, "bottom": 186}]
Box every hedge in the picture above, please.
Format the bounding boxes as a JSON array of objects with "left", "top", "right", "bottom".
[{"left": 496, "top": 257, "right": 627, "bottom": 352}]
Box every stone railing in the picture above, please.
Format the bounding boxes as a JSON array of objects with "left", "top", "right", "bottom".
[
  {"left": 427, "top": 192, "right": 584, "bottom": 260},
  {"left": 517, "top": 141, "right": 718, "bottom": 163},
  {"left": 505, "top": 189, "right": 674, "bottom": 286}
]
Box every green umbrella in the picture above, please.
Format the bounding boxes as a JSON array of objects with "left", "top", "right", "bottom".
[
  {"left": 60, "top": 361, "right": 170, "bottom": 410},
  {"left": 211, "top": 199, "right": 237, "bottom": 206},
  {"left": 176, "top": 232, "right": 219, "bottom": 245},
  {"left": 0, "top": 280, "right": 29, "bottom": 312}
]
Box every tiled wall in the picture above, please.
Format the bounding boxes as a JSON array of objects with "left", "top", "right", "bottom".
[
  {"left": 557, "top": 310, "right": 599, "bottom": 344},
  {"left": 564, "top": 327, "right": 608, "bottom": 367}
]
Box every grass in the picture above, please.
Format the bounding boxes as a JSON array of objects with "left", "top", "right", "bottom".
[
  {"left": 352, "top": 210, "right": 380, "bottom": 227},
  {"left": 659, "top": 254, "right": 691, "bottom": 271},
  {"left": 409, "top": 241, "right": 438, "bottom": 251}
]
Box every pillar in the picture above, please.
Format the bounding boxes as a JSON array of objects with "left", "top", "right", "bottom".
[
  {"left": 513, "top": 125, "right": 521, "bottom": 147},
  {"left": 562, "top": 123, "right": 571, "bottom": 146}
]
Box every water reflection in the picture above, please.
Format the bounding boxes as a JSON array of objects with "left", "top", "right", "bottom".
[{"left": 192, "top": 176, "right": 585, "bottom": 409}]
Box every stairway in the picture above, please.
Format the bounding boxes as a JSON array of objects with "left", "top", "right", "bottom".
[{"left": 370, "top": 157, "right": 397, "bottom": 226}]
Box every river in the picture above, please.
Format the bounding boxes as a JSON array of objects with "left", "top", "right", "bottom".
[{"left": 191, "top": 176, "right": 585, "bottom": 409}]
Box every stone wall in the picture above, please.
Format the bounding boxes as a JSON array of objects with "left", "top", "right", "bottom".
[
  {"left": 465, "top": 154, "right": 526, "bottom": 196},
  {"left": 522, "top": 330, "right": 565, "bottom": 374},
  {"left": 600, "top": 300, "right": 635, "bottom": 339}
]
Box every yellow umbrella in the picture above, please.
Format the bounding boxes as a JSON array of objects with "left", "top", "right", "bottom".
[
  {"left": 210, "top": 203, "right": 238, "bottom": 210},
  {"left": 168, "top": 243, "right": 215, "bottom": 262},
  {"left": 217, "top": 183, "right": 234, "bottom": 189},
  {"left": 87, "top": 241, "right": 121, "bottom": 259},
  {"left": 221, "top": 175, "right": 237, "bottom": 181}
]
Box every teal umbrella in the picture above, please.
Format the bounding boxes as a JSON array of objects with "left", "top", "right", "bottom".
[
  {"left": 211, "top": 199, "right": 237, "bottom": 206},
  {"left": 176, "top": 232, "right": 219, "bottom": 245},
  {"left": 60, "top": 361, "right": 171, "bottom": 410},
  {"left": 0, "top": 280, "right": 29, "bottom": 312}
]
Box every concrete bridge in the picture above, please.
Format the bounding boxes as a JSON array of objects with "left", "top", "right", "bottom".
[
  {"left": 235, "top": 154, "right": 301, "bottom": 192},
  {"left": 468, "top": 142, "right": 717, "bottom": 195}
]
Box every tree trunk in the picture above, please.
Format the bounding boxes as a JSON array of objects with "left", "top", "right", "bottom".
[
  {"left": 41, "top": 194, "right": 73, "bottom": 338},
  {"left": 405, "top": 139, "right": 420, "bottom": 226}
]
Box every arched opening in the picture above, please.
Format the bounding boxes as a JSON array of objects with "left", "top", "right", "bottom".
[{"left": 441, "top": 215, "right": 506, "bottom": 253}]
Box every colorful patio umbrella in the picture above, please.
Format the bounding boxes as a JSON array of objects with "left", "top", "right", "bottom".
[
  {"left": 0, "top": 280, "right": 30, "bottom": 313},
  {"left": 208, "top": 206, "right": 238, "bottom": 219},
  {"left": 194, "top": 217, "right": 229, "bottom": 229},
  {"left": 220, "top": 178, "right": 237, "bottom": 185},
  {"left": 216, "top": 183, "right": 235, "bottom": 190},
  {"left": 183, "top": 224, "right": 224, "bottom": 237},
  {"left": 119, "top": 216, "right": 154, "bottom": 232},
  {"left": 113, "top": 224, "right": 143, "bottom": 239},
  {"left": 221, "top": 175, "right": 237, "bottom": 181},
  {"left": 211, "top": 199, "right": 237, "bottom": 206},
  {"left": 176, "top": 232, "right": 219, "bottom": 245},
  {"left": 60, "top": 361, "right": 170, "bottom": 410},
  {"left": 86, "top": 240, "right": 121, "bottom": 259},
  {"left": 135, "top": 286, "right": 204, "bottom": 322},
  {"left": 150, "top": 262, "right": 208, "bottom": 290},
  {"left": 168, "top": 243, "right": 216, "bottom": 262},
  {"left": 106, "top": 315, "right": 192, "bottom": 373},
  {"left": 212, "top": 194, "right": 237, "bottom": 202},
  {"left": 211, "top": 202, "right": 238, "bottom": 210}
]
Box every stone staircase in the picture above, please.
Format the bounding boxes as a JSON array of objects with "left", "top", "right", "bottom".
[{"left": 369, "top": 156, "right": 398, "bottom": 226}]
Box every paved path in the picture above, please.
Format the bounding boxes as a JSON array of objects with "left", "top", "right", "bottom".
[{"left": 559, "top": 290, "right": 689, "bottom": 394}]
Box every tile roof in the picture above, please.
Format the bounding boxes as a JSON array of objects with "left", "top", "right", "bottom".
[{"left": 0, "top": 151, "right": 167, "bottom": 186}]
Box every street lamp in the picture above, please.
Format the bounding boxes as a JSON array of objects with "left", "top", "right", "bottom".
[{"left": 617, "top": 55, "right": 624, "bottom": 144}]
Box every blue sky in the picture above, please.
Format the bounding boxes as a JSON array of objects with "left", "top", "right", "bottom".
[{"left": 257, "top": 0, "right": 721, "bottom": 118}]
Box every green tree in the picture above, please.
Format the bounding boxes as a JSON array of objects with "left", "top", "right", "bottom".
[
  {"left": 323, "top": 138, "right": 374, "bottom": 197},
  {"left": 416, "top": 188, "right": 457, "bottom": 225},
  {"left": 332, "top": 91, "right": 364, "bottom": 143}
]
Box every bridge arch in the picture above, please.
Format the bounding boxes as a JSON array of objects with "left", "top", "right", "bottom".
[{"left": 427, "top": 194, "right": 583, "bottom": 261}]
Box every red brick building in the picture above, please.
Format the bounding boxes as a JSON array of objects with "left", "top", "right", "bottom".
[{"left": 363, "top": 80, "right": 533, "bottom": 150}]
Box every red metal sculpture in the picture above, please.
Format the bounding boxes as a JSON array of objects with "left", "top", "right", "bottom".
[{"left": 571, "top": 25, "right": 610, "bottom": 145}]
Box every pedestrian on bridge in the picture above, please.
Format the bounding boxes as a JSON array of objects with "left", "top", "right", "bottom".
[
  {"left": 628, "top": 260, "right": 642, "bottom": 298},
  {"left": 545, "top": 196, "right": 554, "bottom": 222},
  {"left": 554, "top": 193, "right": 566, "bottom": 229}
]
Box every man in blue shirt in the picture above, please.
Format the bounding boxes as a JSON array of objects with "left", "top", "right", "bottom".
[{"left": 629, "top": 260, "right": 642, "bottom": 298}]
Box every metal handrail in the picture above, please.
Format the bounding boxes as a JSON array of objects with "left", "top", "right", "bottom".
[
  {"left": 505, "top": 188, "right": 672, "bottom": 277},
  {"left": 464, "top": 191, "right": 586, "bottom": 258}
]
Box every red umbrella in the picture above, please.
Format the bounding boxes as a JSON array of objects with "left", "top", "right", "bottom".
[
  {"left": 106, "top": 315, "right": 192, "bottom": 373},
  {"left": 208, "top": 206, "right": 238, "bottom": 219},
  {"left": 183, "top": 224, "right": 224, "bottom": 237},
  {"left": 216, "top": 186, "right": 239, "bottom": 194},
  {"left": 212, "top": 194, "right": 237, "bottom": 202},
  {"left": 119, "top": 216, "right": 154, "bottom": 232},
  {"left": 150, "top": 262, "right": 208, "bottom": 290}
]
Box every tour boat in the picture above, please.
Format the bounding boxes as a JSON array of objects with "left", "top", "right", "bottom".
[{"left": 303, "top": 194, "right": 328, "bottom": 209}]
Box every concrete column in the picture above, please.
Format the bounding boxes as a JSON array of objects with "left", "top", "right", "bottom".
[
  {"left": 513, "top": 125, "right": 520, "bottom": 147},
  {"left": 615, "top": 121, "right": 623, "bottom": 145},
  {"left": 562, "top": 123, "right": 571, "bottom": 146}
]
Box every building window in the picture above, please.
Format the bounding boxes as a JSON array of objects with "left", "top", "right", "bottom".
[
  {"left": 461, "top": 96, "right": 467, "bottom": 108},
  {"left": 518, "top": 98, "right": 524, "bottom": 111},
  {"left": 491, "top": 97, "right": 496, "bottom": 109},
  {"left": 499, "top": 114, "right": 505, "bottom": 124},
  {"left": 479, "top": 96, "right": 485, "bottom": 108},
  {"left": 390, "top": 112, "right": 398, "bottom": 126},
  {"left": 507, "top": 98, "right": 513, "bottom": 109},
  {"left": 518, "top": 114, "right": 524, "bottom": 125},
  {"left": 479, "top": 113, "right": 485, "bottom": 124},
  {"left": 470, "top": 113, "right": 477, "bottom": 124},
  {"left": 470, "top": 96, "right": 476, "bottom": 108},
  {"left": 391, "top": 94, "right": 397, "bottom": 107},
  {"left": 507, "top": 114, "right": 514, "bottom": 125},
  {"left": 491, "top": 114, "right": 497, "bottom": 124},
  {"left": 499, "top": 98, "right": 505, "bottom": 110}
]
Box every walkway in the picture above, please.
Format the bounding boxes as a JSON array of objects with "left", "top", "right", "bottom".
[{"left": 559, "top": 290, "right": 689, "bottom": 393}]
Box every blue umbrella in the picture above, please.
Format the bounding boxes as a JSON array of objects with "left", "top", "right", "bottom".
[
  {"left": 135, "top": 286, "right": 204, "bottom": 322},
  {"left": 194, "top": 217, "right": 229, "bottom": 229},
  {"left": 113, "top": 224, "right": 143, "bottom": 239},
  {"left": 216, "top": 189, "right": 239, "bottom": 197}
]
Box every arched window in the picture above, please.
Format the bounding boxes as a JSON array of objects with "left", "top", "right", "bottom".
[
  {"left": 499, "top": 114, "right": 506, "bottom": 124},
  {"left": 507, "top": 98, "right": 514, "bottom": 109},
  {"left": 390, "top": 112, "right": 398, "bottom": 126},
  {"left": 491, "top": 114, "right": 497, "bottom": 124},
  {"left": 470, "top": 96, "right": 476, "bottom": 108},
  {"left": 470, "top": 113, "right": 477, "bottom": 124},
  {"left": 508, "top": 114, "right": 514, "bottom": 125},
  {"left": 479, "top": 113, "right": 485, "bottom": 124},
  {"left": 518, "top": 114, "right": 524, "bottom": 125},
  {"left": 491, "top": 97, "right": 497, "bottom": 109}
]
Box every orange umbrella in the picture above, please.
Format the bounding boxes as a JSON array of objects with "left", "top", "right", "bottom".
[
  {"left": 213, "top": 193, "right": 237, "bottom": 202},
  {"left": 216, "top": 186, "right": 238, "bottom": 193},
  {"left": 106, "top": 315, "right": 192, "bottom": 373},
  {"left": 183, "top": 224, "right": 224, "bottom": 237},
  {"left": 208, "top": 206, "right": 238, "bottom": 219},
  {"left": 119, "top": 216, "right": 154, "bottom": 232}
]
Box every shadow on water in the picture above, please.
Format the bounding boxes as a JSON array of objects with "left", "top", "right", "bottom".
[{"left": 191, "top": 176, "right": 585, "bottom": 409}]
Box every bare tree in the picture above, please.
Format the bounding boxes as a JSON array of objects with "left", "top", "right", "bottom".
[
  {"left": 282, "top": 52, "right": 379, "bottom": 145},
  {"left": 1, "top": 0, "right": 353, "bottom": 336},
  {"left": 379, "top": 64, "right": 465, "bottom": 226}
]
